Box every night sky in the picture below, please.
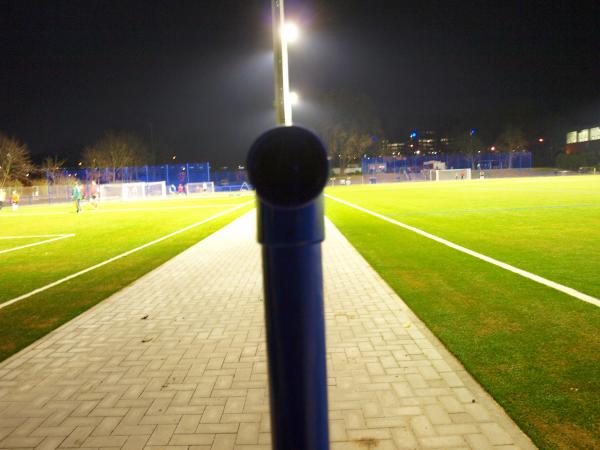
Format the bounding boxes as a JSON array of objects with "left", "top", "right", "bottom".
[{"left": 1, "top": 0, "right": 599, "bottom": 166}]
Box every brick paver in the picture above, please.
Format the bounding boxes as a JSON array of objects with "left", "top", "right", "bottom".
[{"left": 0, "top": 210, "right": 536, "bottom": 449}]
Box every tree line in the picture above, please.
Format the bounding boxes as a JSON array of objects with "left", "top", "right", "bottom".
[
  {"left": 2, "top": 90, "right": 593, "bottom": 187},
  {"left": 316, "top": 91, "right": 536, "bottom": 174},
  {"left": 0, "top": 131, "right": 152, "bottom": 189}
]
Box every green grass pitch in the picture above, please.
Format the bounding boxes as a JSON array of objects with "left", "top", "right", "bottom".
[
  {"left": 325, "top": 175, "right": 600, "bottom": 450},
  {"left": 0, "top": 195, "right": 254, "bottom": 362},
  {"left": 1, "top": 176, "right": 599, "bottom": 449}
]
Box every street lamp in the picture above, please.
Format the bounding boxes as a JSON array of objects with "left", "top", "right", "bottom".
[{"left": 271, "top": 0, "right": 297, "bottom": 126}]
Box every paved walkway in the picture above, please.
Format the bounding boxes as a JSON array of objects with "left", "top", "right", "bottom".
[{"left": 0, "top": 211, "right": 535, "bottom": 450}]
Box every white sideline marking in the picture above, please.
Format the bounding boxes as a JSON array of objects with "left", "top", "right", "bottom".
[
  {"left": 326, "top": 194, "right": 600, "bottom": 308},
  {"left": 90, "top": 204, "right": 242, "bottom": 213},
  {"left": 0, "top": 234, "right": 75, "bottom": 255},
  {"left": 0, "top": 234, "right": 71, "bottom": 239},
  {"left": 0, "top": 201, "right": 253, "bottom": 310},
  {"left": 0, "top": 204, "right": 244, "bottom": 217}
]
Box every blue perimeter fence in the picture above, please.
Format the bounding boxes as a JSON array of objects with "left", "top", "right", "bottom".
[
  {"left": 362, "top": 152, "right": 532, "bottom": 175},
  {"left": 48, "top": 163, "right": 250, "bottom": 193}
]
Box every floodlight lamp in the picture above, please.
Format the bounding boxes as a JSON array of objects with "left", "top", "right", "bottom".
[
  {"left": 289, "top": 91, "right": 299, "bottom": 105},
  {"left": 283, "top": 23, "right": 299, "bottom": 43}
]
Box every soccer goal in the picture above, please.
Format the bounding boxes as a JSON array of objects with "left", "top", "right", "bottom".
[
  {"left": 185, "top": 181, "right": 215, "bottom": 196},
  {"left": 578, "top": 166, "right": 598, "bottom": 175},
  {"left": 99, "top": 181, "right": 167, "bottom": 201},
  {"left": 434, "top": 168, "right": 472, "bottom": 181}
]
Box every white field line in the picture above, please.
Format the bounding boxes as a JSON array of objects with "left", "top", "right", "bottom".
[
  {"left": 0, "top": 234, "right": 71, "bottom": 239},
  {"left": 326, "top": 194, "right": 600, "bottom": 308},
  {"left": 0, "top": 204, "right": 244, "bottom": 217},
  {"left": 0, "top": 201, "right": 253, "bottom": 310},
  {"left": 90, "top": 204, "right": 242, "bottom": 213},
  {"left": 0, "top": 234, "right": 75, "bottom": 255}
]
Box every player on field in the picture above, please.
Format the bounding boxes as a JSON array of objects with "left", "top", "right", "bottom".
[
  {"left": 89, "top": 180, "right": 99, "bottom": 209},
  {"left": 11, "top": 190, "right": 19, "bottom": 211},
  {"left": 72, "top": 181, "right": 83, "bottom": 213}
]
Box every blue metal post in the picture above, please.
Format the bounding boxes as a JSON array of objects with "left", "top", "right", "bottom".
[{"left": 247, "top": 126, "right": 330, "bottom": 450}]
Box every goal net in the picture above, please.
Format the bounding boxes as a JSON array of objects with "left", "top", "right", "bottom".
[
  {"left": 185, "top": 181, "right": 215, "bottom": 196},
  {"left": 434, "top": 168, "right": 472, "bottom": 181},
  {"left": 144, "top": 181, "right": 167, "bottom": 198},
  {"left": 99, "top": 181, "right": 167, "bottom": 201}
]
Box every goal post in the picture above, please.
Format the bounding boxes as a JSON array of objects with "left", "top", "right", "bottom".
[
  {"left": 185, "top": 181, "right": 215, "bottom": 196},
  {"left": 435, "top": 168, "right": 472, "bottom": 181}
]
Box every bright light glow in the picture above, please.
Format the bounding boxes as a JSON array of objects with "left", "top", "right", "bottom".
[
  {"left": 289, "top": 91, "right": 299, "bottom": 105},
  {"left": 538, "top": 138, "right": 544, "bottom": 143},
  {"left": 490, "top": 146, "right": 496, "bottom": 151},
  {"left": 283, "top": 23, "right": 299, "bottom": 43},
  {"left": 280, "top": 24, "right": 293, "bottom": 125}
]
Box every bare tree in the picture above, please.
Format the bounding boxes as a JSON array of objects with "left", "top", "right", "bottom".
[
  {"left": 324, "top": 125, "right": 373, "bottom": 176},
  {"left": 0, "top": 133, "right": 33, "bottom": 188},
  {"left": 449, "top": 131, "right": 483, "bottom": 168},
  {"left": 496, "top": 126, "right": 528, "bottom": 168},
  {"left": 318, "top": 91, "right": 381, "bottom": 175},
  {"left": 497, "top": 126, "right": 527, "bottom": 152},
  {"left": 83, "top": 131, "right": 149, "bottom": 181},
  {"left": 40, "top": 155, "right": 66, "bottom": 184}
]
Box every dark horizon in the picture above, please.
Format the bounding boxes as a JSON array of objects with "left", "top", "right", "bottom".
[{"left": 1, "top": 0, "right": 599, "bottom": 166}]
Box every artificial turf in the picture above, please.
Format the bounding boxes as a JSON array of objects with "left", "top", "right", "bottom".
[
  {"left": 325, "top": 175, "right": 600, "bottom": 450},
  {"left": 0, "top": 195, "right": 253, "bottom": 362}
]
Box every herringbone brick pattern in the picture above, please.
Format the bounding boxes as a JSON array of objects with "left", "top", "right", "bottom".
[{"left": 0, "top": 211, "right": 535, "bottom": 449}]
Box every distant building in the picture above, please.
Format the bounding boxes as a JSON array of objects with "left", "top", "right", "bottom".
[
  {"left": 380, "top": 131, "right": 451, "bottom": 156},
  {"left": 565, "top": 124, "right": 600, "bottom": 154},
  {"left": 379, "top": 140, "right": 406, "bottom": 155},
  {"left": 417, "top": 130, "right": 437, "bottom": 154}
]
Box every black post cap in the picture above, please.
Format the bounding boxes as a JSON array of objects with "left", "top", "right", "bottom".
[{"left": 247, "top": 126, "right": 329, "bottom": 208}]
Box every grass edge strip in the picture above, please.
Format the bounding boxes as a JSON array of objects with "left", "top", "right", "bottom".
[
  {"left": 325, "top": 193, "right": 600, "bottom": 308},
  {"left": 0, "top": 200, "right": 253, "bottom": 310}
]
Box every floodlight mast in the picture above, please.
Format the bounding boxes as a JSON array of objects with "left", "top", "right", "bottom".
[{"left": 271, "top": 0, "right": 293, "bottom": 126}]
